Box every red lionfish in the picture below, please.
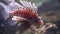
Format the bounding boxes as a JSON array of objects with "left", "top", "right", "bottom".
[{"left": 9, "top": 0, "right": 44, "bottom": 32}]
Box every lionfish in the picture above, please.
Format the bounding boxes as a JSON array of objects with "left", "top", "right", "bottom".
[{"left": 9, "top": 0, "right": 44, "bottom": 32}]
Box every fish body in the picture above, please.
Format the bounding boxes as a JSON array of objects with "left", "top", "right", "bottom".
[
  {"left": 9, "top": 7, "right": 44, "bottom": 27},
  {"left": 10, "top": 7, "right": 39, "bottom": 22},
  {"left": 9, "top": 0, "right": 44, "bottom": 27}
]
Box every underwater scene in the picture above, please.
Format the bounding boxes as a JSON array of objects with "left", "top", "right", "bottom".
[{"left": 0, "top": 0, "right": 60, "bottom": 34}]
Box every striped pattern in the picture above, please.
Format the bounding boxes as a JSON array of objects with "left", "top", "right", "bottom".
[{"left": 11, "top": 7, "right": 38, "bottom": 21}]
